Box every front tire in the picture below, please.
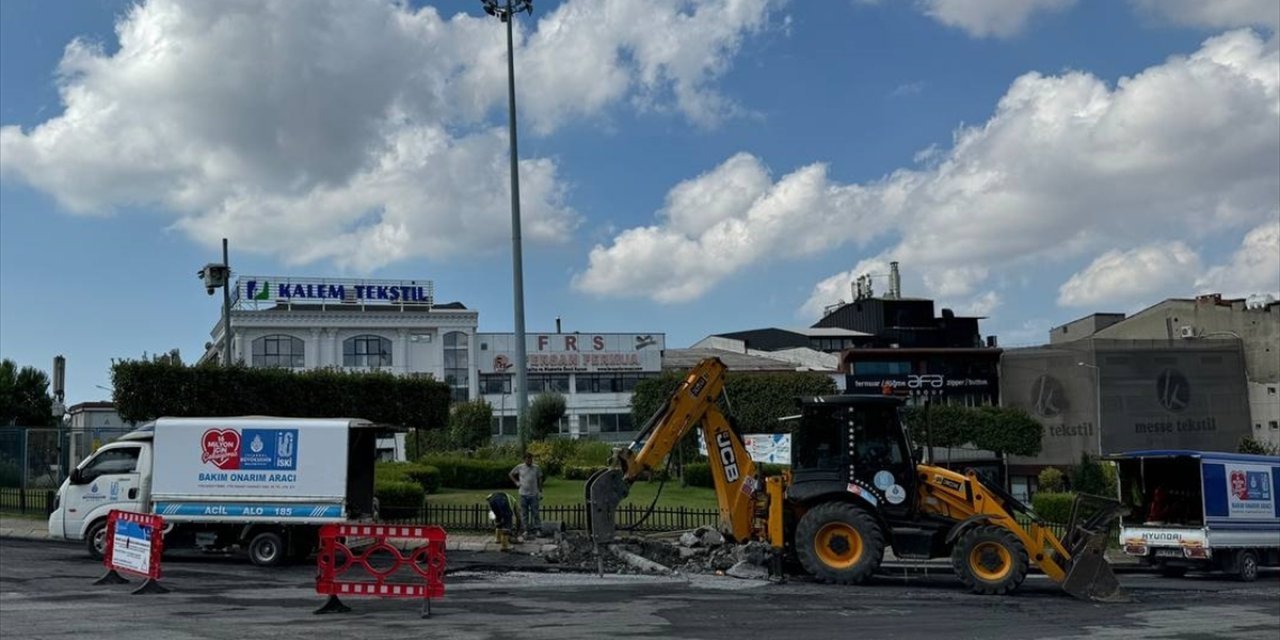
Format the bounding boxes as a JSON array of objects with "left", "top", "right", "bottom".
[
  {"left": 85, "top": 519, "right": 108, "bottom": 561},
  {"left": 248, "top": 531, "right": 285, "bottom": 567},
  {"left": 795, "top": 502, "right": 885, "bottom": 585},
  {"left": 951, "top": 525, "right": 1029, "bottom": 595}
]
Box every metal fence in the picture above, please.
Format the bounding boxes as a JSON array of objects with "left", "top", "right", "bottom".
[
  {"left": 0, "top": 426, "right": 136, "bottom": 490},
  {"left": 384, "top": 503, "right": 722, "bottom": 533},
  {"left": 0, "top": 487, "right": 56, "bottom": 516}
]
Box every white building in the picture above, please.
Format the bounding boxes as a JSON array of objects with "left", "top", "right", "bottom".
[
  {"left": 65, "top": 402, "right": 137, "bottom": 468},
  {"left": 477, "top": 331, "right": 665, "bottom": 441},
  {"left": 201, "top": 276, "right": 662, "bottom": 442}
]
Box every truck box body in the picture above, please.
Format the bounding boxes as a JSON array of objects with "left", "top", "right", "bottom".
[
  {"left": 1109, "top": 449, "right": 1280, "bottom": 578},
  {"left": 151, "top": 417, "right": 358, "bottom": 523}
]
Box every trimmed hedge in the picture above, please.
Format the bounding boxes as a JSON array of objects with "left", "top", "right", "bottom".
[
  {"left": 1031, "top": 491, "right": 1076, "bottom": 524},
  {"left": 375, "top": 481, "right": 425, "bottom": 519},
  {"left": 111, "top": 360, "right": 451, "bottom": 428},
  {"left": 631, "top": 370, "right": 838, "bottom": 434},
  {"left": 375, "top": 461, "right": 442, "bottom": 494},
  {"left": 421, "top": 455, "right": 518, "bottom": 489}
]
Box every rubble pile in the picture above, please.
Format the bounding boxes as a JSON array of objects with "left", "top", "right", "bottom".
[{"left": 540, "top": 527, "right": 774, "bottom": 580}]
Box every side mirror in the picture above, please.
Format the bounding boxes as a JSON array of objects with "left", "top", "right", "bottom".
[
  {"left": 913, "top": 447, "right": 925, "bottom": 464},
  {"left": 69, "top": 468, "right": 84, "bottom": 485}
]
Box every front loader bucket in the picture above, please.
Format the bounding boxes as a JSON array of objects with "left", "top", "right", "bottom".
[
  {"left": 1060, "top": 527, "right": 1127, "bottom": 603},
  {"left": 1059, "top": 494, "right": 1130, "bottom": 603},
  {"left": 585, "top": 468, "right": 629, "bottom": 544}
]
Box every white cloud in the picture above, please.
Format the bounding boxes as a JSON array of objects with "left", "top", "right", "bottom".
[
  {"left": 0, "top": 0, "right": 775, "bottom": 269},
  {"left": 918, "top": 0, "right": 1076, "bottom": 38},
  {"left": 578, "top": 30, "right": 1279, "bottom": 315},
  {"left": 573, "top": 153, "right": 887, "bottom": 302},
  {"left": 1197, "top": 220, "right": 1280, "bottom": 297},
  {"left": 1057, "top": 242, "right": 1202, "bottom": 307},
  {"left": 1130, "top": 0, "right": 1279, "bottom": 32}
]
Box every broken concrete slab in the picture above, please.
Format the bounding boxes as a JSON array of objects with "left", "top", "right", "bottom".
[{"left": 726, "top": 561, "right": 770, "bottom": 580}]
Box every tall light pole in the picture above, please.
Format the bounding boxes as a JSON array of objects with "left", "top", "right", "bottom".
[
  {"left": 1077, "top": 362, "right": 1103, "bottom": 457},
  {"left": 481, "top": 0, "right": 533, "bottom": 448}
]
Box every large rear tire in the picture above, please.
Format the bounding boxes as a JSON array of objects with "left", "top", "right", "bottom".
[
  {"left": 951, "top": 525, "right": 1029, "bottom": 595},
  {"left": 1236, "top": 550, "right": 1259, "bottom": 582},
  {"left": 248, "top": 531, "right": 285, "bottom": 567},
  {"left": 795, "top": 502, "right": 885, "bottom": 585}
]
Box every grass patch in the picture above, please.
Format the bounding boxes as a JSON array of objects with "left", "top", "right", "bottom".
[
  {"left": 0, "top": 511, "right": 48, "bottom": 523},
  {"left": 425, "top": 476, "right": 718, "bottom": 509}
]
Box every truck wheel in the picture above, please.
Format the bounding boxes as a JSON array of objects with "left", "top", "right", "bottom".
[
  {"left": 951, "top": 525, "right": 1029, "bottom": 595},
  {"left": 795, "top": 502, "right": 885, "bottom": 585},
  {"left": 85, "top": 519, "right": 108, "bottom": 561},
  {"left": 1237, "top": 550, "right": 1259, "bottom": 582},
  {"left": 248, "top": 532, "right": 285, "bottom": 567}
]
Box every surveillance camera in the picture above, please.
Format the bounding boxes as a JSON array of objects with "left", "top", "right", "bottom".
[{"left": 207, "top": 287, "right": 216, "bottom": 296}]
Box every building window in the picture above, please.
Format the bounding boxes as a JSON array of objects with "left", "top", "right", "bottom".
[
  {"left": 343, "top": 335, "right": 392, "bottom": 368},
  {"left": 575, "top": 373, "right": 654, "bottom": 393},
  {"left": 252, "top": 335, "right": 305, "bottom": 368},
  {"left": 528, "top": 374, "right": 570, "bottom": 394},
  {"left": 480, "top": 374, "right": 511, "bottom": 395},
  {"left": 444, "top": 331, "right": 469, "bottom": 402},
  {"left": 854, "top": 361, "right": 911, "bottom": 375},
  {"left": 1271, "top": 421, "right": 1279, "bottom": 431},
  {"left": 491, "top": 414, "right": 518, "bottom": 436},
  {"left": 583, "top": 413, "right": 635, "bottom": 433}
]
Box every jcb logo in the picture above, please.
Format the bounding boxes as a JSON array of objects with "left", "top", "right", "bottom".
[{"left": 716, "top": 432, "right": 740, "bottom": 483}]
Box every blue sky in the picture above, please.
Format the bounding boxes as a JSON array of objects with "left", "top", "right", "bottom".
[{"left": 2, "top": 0, "right": 1277, "bottom": 405}]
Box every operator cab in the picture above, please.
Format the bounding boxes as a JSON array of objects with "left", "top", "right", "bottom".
[{"left": 790, "top": 395, "right": 916, "bottom": 518}]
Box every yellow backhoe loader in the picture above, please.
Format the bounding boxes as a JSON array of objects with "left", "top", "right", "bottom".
[{"left": 586, "top": 357, "right": 1127, "bottom": 601}]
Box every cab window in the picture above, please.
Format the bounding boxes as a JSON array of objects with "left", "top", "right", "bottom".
[{"left": 81, "top": 447, "right": 140, "bottom": 482}]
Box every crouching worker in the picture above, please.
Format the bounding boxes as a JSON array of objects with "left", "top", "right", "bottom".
[{"left": 486, "top": 491, "right": 522, "bottom": 552}]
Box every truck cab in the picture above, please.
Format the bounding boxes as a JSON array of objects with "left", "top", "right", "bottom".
[{"left": 48, "top": 431, "right": 153, "bottom": 558}]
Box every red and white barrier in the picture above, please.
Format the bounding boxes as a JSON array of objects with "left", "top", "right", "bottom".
[
  {"left": 93, "top": 509, "right": 168, "bottom": 595},
  {"left": 314, "top": 523, "right": 446, "bottom": 617}
]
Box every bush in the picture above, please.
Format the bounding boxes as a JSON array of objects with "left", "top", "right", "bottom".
[
  {"left": 375, "top": 481, "right": 425, "bottom": 520},
  {"left": 421, "top": 455, "right": 517, "bottom": 489},
  {"left": 408, "top": 428, "right": 452, "bottom": 456},
  {"left": 449, "top": 400, "right": 493, "bottom": 450},
  {"left": 563, "top": 465, "right": 607, "bottom": 480},
  {"left": 1070, "top": 453, "right": 1116, "bottom": 497},
  {"left": 375, "top": 461, "right": 441, "bottom": 494},
  {"left": 1038, "top": 467, "right": 1066, "bottom": 493},
  {"left": 1032, "top": 491, "right": 1077, "bottom": 524}
]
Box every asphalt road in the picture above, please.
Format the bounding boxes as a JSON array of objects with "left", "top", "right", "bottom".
[{"left": 2, "top": 538, "right": 1278, "bottom": 640}]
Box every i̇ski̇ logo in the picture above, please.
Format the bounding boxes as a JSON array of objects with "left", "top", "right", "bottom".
[{"left": 202, "top": 429, "right": 241, "bottom": 469}]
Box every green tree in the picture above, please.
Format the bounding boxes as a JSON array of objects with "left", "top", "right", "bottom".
[
  {"left": 1070, "top": 452, "right": 1115, "bottom": 496},
  {"left": 448, "top": 400, "right": 494, "bottom": 449},
  {"left": 0, "top": 359, "right": 56, "bottom": 426},
  {"left": 524, "top": 393, "right": 566, "bottom": 442},
  {"left": 902, "top": 405, "right": 1043, "bottom": 457},
  {"left": 630, "top": 370, "right": 838, "bottom": 435},
  {"left": 1238, "top": 436, "right": 1280, "bottom": 456}
]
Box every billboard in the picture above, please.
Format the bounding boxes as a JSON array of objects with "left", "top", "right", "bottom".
[
  {"left": 478, "top": 333, "right": 665, "bottom": 374},
  {"left": 1004, "top": 340, "right": 1250, "bottom": 468}
]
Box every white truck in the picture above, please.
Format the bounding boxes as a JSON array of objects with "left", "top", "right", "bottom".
[
  {"left": 48, "top": 417, "right": 383, "bottom": 566},
  {"left": 1110, "top": 449, "right": 1280, "bottom": 581}
]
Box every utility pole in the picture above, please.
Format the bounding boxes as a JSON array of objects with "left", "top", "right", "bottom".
[
  {"left": 222, "top": 238, "right": 233, "bottom": 366},
  {"left": 481, "top": 0, "right": 533, "bottom": 448}
]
